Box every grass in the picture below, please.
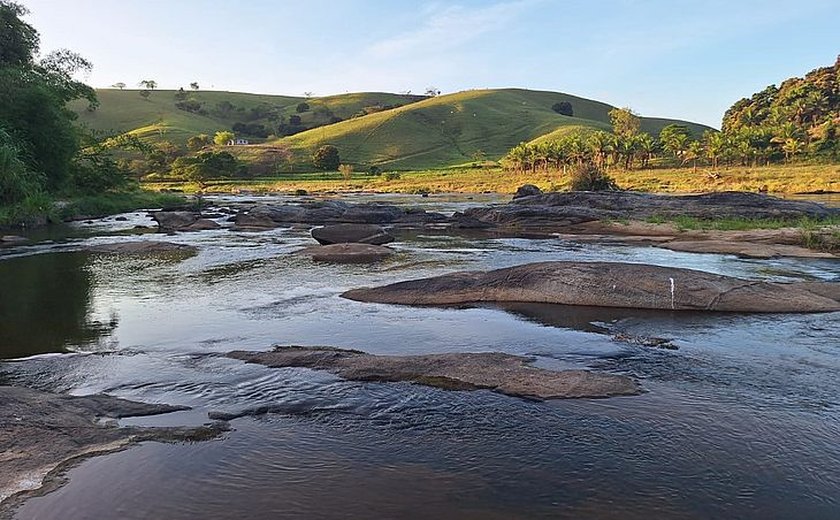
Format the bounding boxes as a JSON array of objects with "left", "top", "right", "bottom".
[
  {"left": 144, "top": 162, "right": 840, "bottom": 196},
  {"left": 648, "top": 215, "right": 840, "bottom": 231}
]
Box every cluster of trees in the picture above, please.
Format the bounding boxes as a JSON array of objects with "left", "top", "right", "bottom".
[
  {"left": 1, "top": 1, "right": 135, "bottom": 222},
  {"left": 721, "top": 55, "right": 840, "bottom": 162}
]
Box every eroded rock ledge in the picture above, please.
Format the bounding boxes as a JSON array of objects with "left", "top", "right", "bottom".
[
  {"left": 0, "top": 386, "right": 225, "bottom": 509},
  {"left": 227, "top": 346, "right": 640, "bottom": 400},
  {"left": 341, "top": 261, "right": 840, "bottom": 313}
]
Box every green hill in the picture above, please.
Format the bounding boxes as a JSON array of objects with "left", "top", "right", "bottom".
[
  {"left": 72, "top": 87, "right": 711, "bottom": 171},
  {"left": 268, "top": 88, "right": 710, "bottom": 169},
  {"left": 70, "top": 89, "right": 424, "bottom": 143}
]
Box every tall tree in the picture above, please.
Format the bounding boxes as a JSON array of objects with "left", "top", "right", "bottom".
[{"left": 608, "top": 107, "right": 640, "bottom": 138}]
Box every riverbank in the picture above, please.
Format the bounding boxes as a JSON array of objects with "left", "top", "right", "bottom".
[{"left": 142, "top": 163, "right": 840, "bottom": 196}]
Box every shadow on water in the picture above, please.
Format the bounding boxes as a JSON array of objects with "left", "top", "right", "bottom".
[{"left": 0, "top": 252, "right": 116, "bottom": 359}]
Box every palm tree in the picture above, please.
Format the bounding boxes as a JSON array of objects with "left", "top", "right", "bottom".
[
  {"left": 781, "top": 138, "right": 803, "bottom": 164},
  {"left": 635, "top": 133, "right": 656, "bottom": 169},
  {"left": 586, "top": 131, "right": 612, "bottom": 168},
  {"left": 685, "top": 141, "right": 704, "bottom": 173}
]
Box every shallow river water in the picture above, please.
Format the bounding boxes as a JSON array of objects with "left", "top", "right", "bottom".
[{"left": 1, "top": 193, "right": 839, "bottom": 519}]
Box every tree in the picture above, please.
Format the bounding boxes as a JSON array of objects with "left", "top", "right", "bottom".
[
  {"left": 174, "top": 87, "right": 187, "bottom": 101},
  {"left": 171, "top": 151, "right": 241, "bottom": 190},
  {"left": 609, "top": 107, "right": 640, "bottom": 138},
  {"left": 139, "top": 89, "right": 150, "bottom": 100},
  {"left": 635, "top": 133, "right": 656, "bottom": 169},
  {"left": 112, "top": 82, "right": 126, "bottom": 90},
  {"left": 288, "top": 114, "right": 302, "bottom": 126},
  {"left": 214, "top": 130, "right": 235, "bottom": 146},
  {"left": 781, "top": 138, "right": 803, "bottom": 163},
  {"left": 296, "top": 102, "right": 310, "bottom": 113},
  {"left": 552, "top": 101, "right": 573, "bottom": 116},
  {"left": 138, "top": 79, "right": 157, "bottom": 90},
  {"left": 425, "top": 86, "right": 441, "bottom": 96},
  {"left": 659, "top": 124, "right": 693, "bottom": 161},
  {"left": 187, "top": 134, "right": 211, "bottom": 151},
  {"left": 685, "top": 141, "right": 704, "bottom": 172},
  {"left": 0, "top": 1, "right": 38, "bottom": 68},
  {"left": 313, "top": 145, "right": 340, "bottom": 170},
  {"left": 189, "top": 82, "right": 199, "bottom": 90},
  {"left": 703, "top": 131, "right": 727, "bottom": 169}
]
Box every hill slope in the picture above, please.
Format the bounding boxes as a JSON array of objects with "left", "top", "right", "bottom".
[
  {"left": 72, "top": 87, "right": 711, "bottom": 170},
  {"left": 269, "top": 88, "right": 710, "bottom": 169},
  {"left": 70, "top": 89, "right": 424, "bottom": 143}
]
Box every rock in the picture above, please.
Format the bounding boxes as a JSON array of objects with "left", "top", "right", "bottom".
[
  {"left": 87, "top": 241, "right": 197, "bottom": 255},
  {"left": 295, "top": 243, "right": 395, "bottom": 264},
  {"left": 464, "top": 191, "right": 839, "bottom": 230},
  {"left": 311, "top": 223, "right": 394, "bottom": 245},
  {"left": 0, "top": 235, "right": 28, "bottom": 247},
  {"left": 227, "top": 346, "right": 640, "bottom": 401},
  {"left": 513, "top": 184, "right": 542, "bottom": 199},
  {"left": 151, "top": 211, "right": 199, "bottom": 232},
  {"left": 233, "top": 201, "right": 447, "bottom": 229},
  {"left": 659, "top": 240, "right": 836, "bottom": 259},
  {"left": 449, "top": 212, "right": 495, "bottom": 229},
  {"left": 183, "top": 219, "right": 221, "bottom": 231},
  {"left": 0, "top": 386, "right": 226, "bottom": 507},
  {"left": 341, "top": 261, "right": 840, "bottom": 313}
]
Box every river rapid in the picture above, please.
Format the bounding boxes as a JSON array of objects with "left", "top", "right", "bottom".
[{"left": 1, "top": 193, "right": 839, "bottom": 519}]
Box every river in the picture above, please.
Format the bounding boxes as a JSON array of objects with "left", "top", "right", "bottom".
[{"left": 1, "top": 193, "right": 838, "bottom": 519}]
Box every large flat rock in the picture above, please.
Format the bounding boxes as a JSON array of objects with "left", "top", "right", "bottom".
[
  {"left": 295, "top": 243, "right": 395, "bottom": 263},
  {"left": 464, "top": 191, "right": 839, "bottom": 230},
  {"left": 234, "top": 200, "right": 447, "bottom": 229},
  {"left": 0, "top": 386, "right": 224, "bottom": 508},
  {"left": 228, "top": 346, "right": 640, "bottom": 400},
  {"left": 342, "top": 261, "right": 840, "bottom": 313}
]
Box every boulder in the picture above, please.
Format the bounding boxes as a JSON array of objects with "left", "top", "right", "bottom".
[
  {"left": 233, "top": 201, "right": 447, "bottom": 229},
  {"left": 228, "top": 346, "right": 640, "bottom": 401},
  {"left": 311, "top": 223, "right": 394, "bottom": 245},
  {"left": 513, "top": 184, "right": 542, "bottom": 199},
  {"left": 183, "top": 219, "right": 221, "bottom": 231},
  {"left": 295, "top": 243, "right": 394, "bottom": 264},
  {"left": 342, "top": 261, "right": 840, "bottom": 313},
  {"left": 151, "top": 211, "right": 199, "bottom": 232}
]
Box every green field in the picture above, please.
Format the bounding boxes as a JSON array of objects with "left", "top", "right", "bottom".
[{"left": 72, "top": 88, "right": 711, "bottom": 171}]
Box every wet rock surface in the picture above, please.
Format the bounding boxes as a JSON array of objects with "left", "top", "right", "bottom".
[
  {"left": 342, "top": 261, "right": 840, "bottom": 313},
  {"left": 311, "top": 223, "right": 395, "bottom": 245},
  {"left": 227, "top": 346, "right": 640, "bottom": 401},
  {"left": 87, "top": 241, "right": 198, "bottom": 255},
  {"left": 0, "top": 386, "right": 225, "bottom": 509},
  {"left": 295, "top": 243, "right": 395, "bottom": 264}
]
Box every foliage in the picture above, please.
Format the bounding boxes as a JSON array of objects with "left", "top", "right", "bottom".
[
  {"left": 568, "top": 162, "right": 619, "bottom": 191},
  {"left": 232, "top": 122, "right": 268, "bottom": 137},
  {"left": 296, "top": 102, "right": 310, "bottom": 113},
  {"left": 313, "top": 145, "right": 340, "bottom": 171},
  {"left": 338, "top": 163, "right": 353, "bottom": 180},
  {"left": 189, "top": 82, "right": 199, "bottom": 90},
  {"left": 214, "top": 130, "right": 235, "bottom": 145},
  {"left": 552, "top": 101, "right": 573, "bottom": 116},
  {"left": 722, "top": 55, "right": 840, "bottom": 162},
  {"left": 609, "top": 107, "right": 640, "bottom": 138},
  {"left": 170, "top": 151, "right": 243, "bottom": 188},
  {"left": 0, "top": 128, "right": 44, "bottom": 205},
  {"left": 112, "top": 82, "right": 125, "bottom": 89},
  {"left": 187, "top": 134, "right": 211, "bottom": 151}
]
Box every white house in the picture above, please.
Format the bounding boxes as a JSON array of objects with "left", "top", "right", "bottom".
[{"left": 227, "top": 138, "right": 250, "bottom": 145}]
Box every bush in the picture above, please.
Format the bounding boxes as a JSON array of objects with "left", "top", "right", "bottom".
[
  {"left": 313, "top": 145, "right": 340, "bottom": 171},
  {"left": 568, "top": 162, "right": 619, "bottom": 191},
  {"left": 296, "top": 102, "right": 310, "bottom": 113},
  {"left": 368, "top": 165, "right": 381, "bottom": 176},
  {"left": 383, "top": 172, "right": 401, "bottom": 181},
  {"left": 338, "top": 163, "right": 354, "bottom": 180},
  {"left": 552, "top": 101, "right": 573, "bottom": 116}
]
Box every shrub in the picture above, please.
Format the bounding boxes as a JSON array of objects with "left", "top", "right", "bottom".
[
  {"left": 296, "top": 102, "right": 310, "bottom": 113},
  {"left": 383, "top": 172, "right": 401, "bottom": 181},
  {"left": 568, "top": 162, "right": 619, "bottom": 191},
  {"left": 368, "top": 165, "right": 381, "bottom": 176},
  {"left": 313, "top": 145, "right": 340, "bottom": 171},
  {"left": 338, "top": 163, "right": 354, "bottom": 180},
  {"left": 552, "top": 101, "right": 573, "bottom": 116}
]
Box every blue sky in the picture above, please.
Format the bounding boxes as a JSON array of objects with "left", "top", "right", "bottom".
[{"left": 22, "top": 0, "right": 840, "bottom": 127}]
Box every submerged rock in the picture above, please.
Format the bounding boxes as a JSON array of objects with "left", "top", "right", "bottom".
[
  {"left": 295, "top": 243, "right": 395, "bottom": 264},
  {"left": 0, "top": 386, "right": 225, "bottom": 507},
  {"left": 87, "top": 241, "right": 197, "bottom": 255},
  {"left": 342, "top": 261, "right": 840, "bottom": 313},
  {"left": 311, "top": 223, "right": 395, "bottom": 245},
  {"left": 227, "top": 346, "right": 640, "bottom": 400}
]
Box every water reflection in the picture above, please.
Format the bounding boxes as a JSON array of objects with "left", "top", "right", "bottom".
[{"left": 0, "top": 252, "right": 116, "bottom": 359}]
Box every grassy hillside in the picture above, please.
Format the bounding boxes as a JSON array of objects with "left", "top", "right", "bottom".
[
  {"left": 70, "top": 89, "right": 423, "bottom": 143},
  {"left": 72, "top": 87, "right": 711, "bottom": 171},
  {"left": 261, "top": 88, "right": 711, "bottom": 170}
]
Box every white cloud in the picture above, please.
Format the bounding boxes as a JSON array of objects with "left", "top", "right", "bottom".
[{"left": 368, "top": 1, "right": 537, "bottom": 59}]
